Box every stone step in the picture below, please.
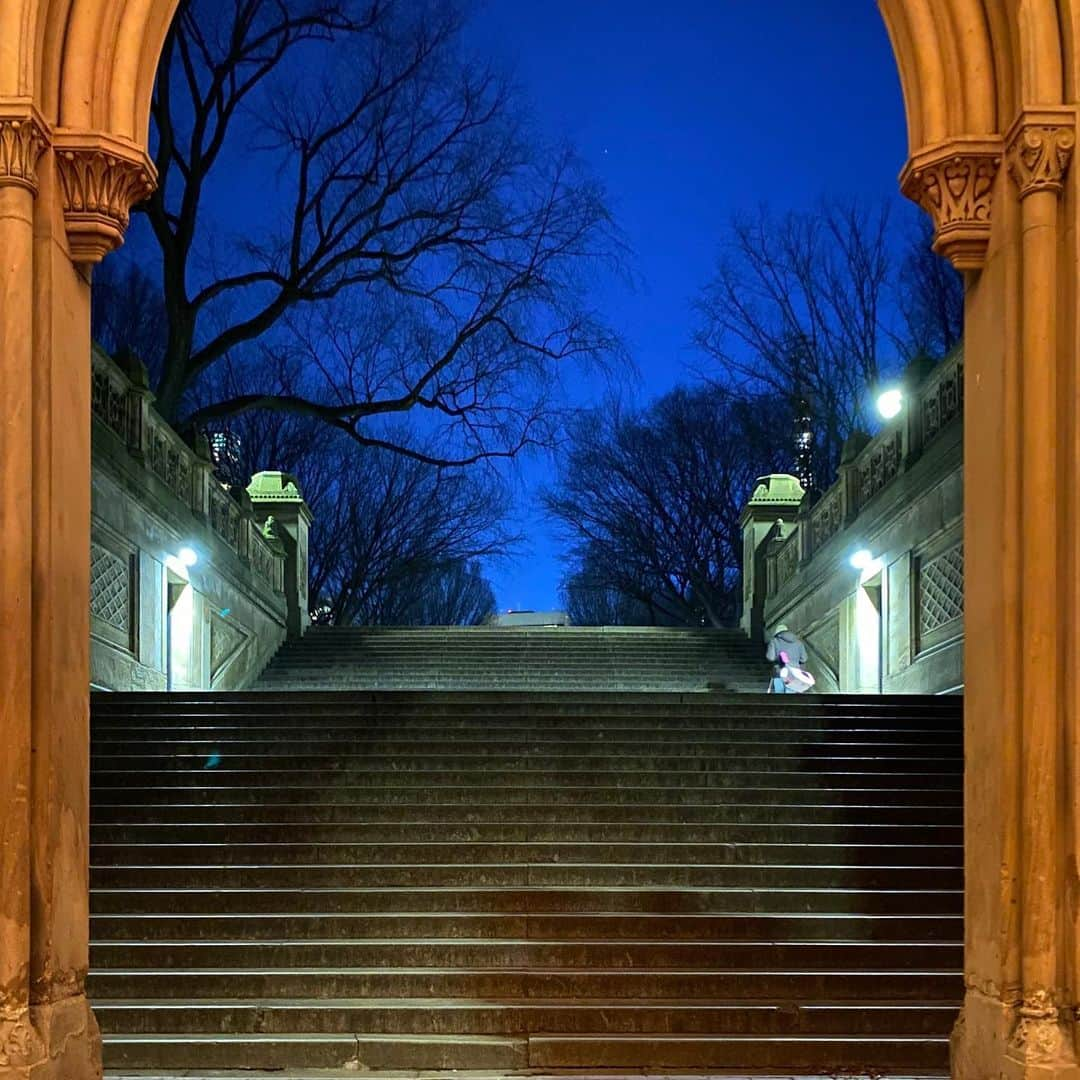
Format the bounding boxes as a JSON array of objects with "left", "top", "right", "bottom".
[
  {"left": 102, "top": 1032, "right": 525, "bottom": 1072},
  {"left": 90, "top": 768, "right": 962, "bottom": 792},
  {"left": 92, "top": 689, "right": 961, "bottom": 707},
  {"left": 91, "top": 749, "right": 964, "bottom": 773},
  {"left": 89, "top": 801, "right": 965, "bottom": 826},
  {"left": 93, "top": 998, "right": 958, "bottom": 1036},
  {"left": 253, "top": 683, "right": 764, "bottom": 692},
  {"left": 89, "top": 967, "right": 963, "bottom": 1001},
  {"left": 91, "top": 716, "right": 959, "bottom": 735},
  {"left": 92, "top": 699, "right": 949, "bottom": 713},
  {"left": 90, "top": 864, "right": 963, "bottom": 890},
  {"left": 91, "top": 705, "right": 952, "bottom": 722},
  {"left": 90, "top": 886, "right": 963, "bottom": 916},
  {"left": 527, "top": 1033, "right": 949, "bottom": 1071},
  {"left": 89, "top": 911, "right": 962, "bottom": 942},
  {"left": 89, "top": 840, "right": 963, "bottom": 868},
  {"left": 91, "top": 724, "right": 962, "bottom": 743},
  {"left": 90, "top": 731, "right": 963, "bottom": 751},
  {"left": 258, "top": 658, "right": 761, "bottom": 667},
  {"left": 90, "top": 821, "right": 963, "bottom": 845},
  {"left": 88, "top": 939, "right": 964, "bottom": 971},
  {"left": 90, "top": 784, "right": 963, "bottom": 807}
]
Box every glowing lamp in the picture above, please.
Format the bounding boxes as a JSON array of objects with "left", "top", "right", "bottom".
[
  {"left": 877, "top": 388, "right": 903, "bottom": 420},
  {"left": 849, "top": 549, "right": 874, "bottom": 571},
  {"left": 177, "top": 546, "right": 199, "bottom": 568}
]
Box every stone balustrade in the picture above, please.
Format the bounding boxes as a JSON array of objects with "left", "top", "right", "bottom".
[
  {"left": 90, "top": 346, "right": 309, "bottom": 691},
  {"left": 762, "top": 348, "right": 964, "bottom": 600},
  {"left": 90, "top": 347, "right": 285, "bottom": 596}
]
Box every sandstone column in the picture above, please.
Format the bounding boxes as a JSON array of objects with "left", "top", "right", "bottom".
[
  {"left": 0, "top": 102, "right": 50, "bottom": 1079},
  {"left": 940, "top": 110, "right": 1080, "bottom": 1080},
  {"left": 0, "top": 113, "right": 153, "bottom": 1080}
]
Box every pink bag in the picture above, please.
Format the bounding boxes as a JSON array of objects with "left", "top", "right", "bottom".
[{"left": 778, "top": 650, "right": 815, "bottom": 694}]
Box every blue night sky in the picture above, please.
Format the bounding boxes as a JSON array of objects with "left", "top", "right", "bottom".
[{"left": 467, "top": 0, "right": 911, "bottom": 612}]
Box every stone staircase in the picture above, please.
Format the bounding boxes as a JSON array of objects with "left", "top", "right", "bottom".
[
  {"left": 255, "top": 625, "right": 771, "bottom": 692},
  {"left": 89, "top": 687, "right": 963, "bottom": 1076}
]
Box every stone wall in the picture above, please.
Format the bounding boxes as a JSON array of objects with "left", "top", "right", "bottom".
[
  {"left": 90, "top": 346, "right": 308, "bottom": 691},
  {"left": 741, "top": 350, "right": 964, "bottom": 695}
]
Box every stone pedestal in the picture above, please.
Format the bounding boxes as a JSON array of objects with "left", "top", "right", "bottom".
[
  {"left": 248, "top": 471, "right": 313, "bottom": 639},
  {"left": 739, "top": 474, "right": 805, "bottom": 641}
]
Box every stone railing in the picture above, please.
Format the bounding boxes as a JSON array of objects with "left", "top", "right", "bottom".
[
  {"left": 804, "top": 481, "right": 845, "bottom": 561},
  {"left": 90, "top": 346, "right": 285, "bottom": 595},
  {"left": 769, "top": 531, "right": 800, "bottom": 595},
  {"left": 764, "top": 348, "right": 964, "bottom": 599}
]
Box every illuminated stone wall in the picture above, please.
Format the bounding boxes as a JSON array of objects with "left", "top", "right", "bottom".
[
  {"left": 742, "top": 349, "right": 963, "bottom": 695},
  {"left": 90, "top": 346, "right": 303, "bottom": 691}
]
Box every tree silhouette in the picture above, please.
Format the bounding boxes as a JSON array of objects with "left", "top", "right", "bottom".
[{"left": 101, "top": 0, "right": 618, "bottom": 467}]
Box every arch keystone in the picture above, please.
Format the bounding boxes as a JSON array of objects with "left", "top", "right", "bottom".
[
  {"left": 52, "top": 129, "right": 155, "bottom": 263},
  {"left": 900, "top": 136, "right": 1004, "bottom": 270}
]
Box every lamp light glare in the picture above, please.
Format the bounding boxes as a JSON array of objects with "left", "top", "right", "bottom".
[
  {"left": 877, "top": 388, "right": 903, "bottom": 420},
  {"left": 850, "top": 548, "right": 874, "bottom": 571},
  {"left": 177, "top": 546, "right": 199, "bottom": 568}
]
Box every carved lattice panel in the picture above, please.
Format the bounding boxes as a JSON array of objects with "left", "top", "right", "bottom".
[
  {"left": 90, "top": 543, "right": 130, "bottom": 632},
  {"left": 920, "top": 544, "right": 964, "bottom": 638}
]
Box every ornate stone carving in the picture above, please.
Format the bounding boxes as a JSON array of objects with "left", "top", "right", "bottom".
[
  {"left": 900, "top": 139, "right": 1002, "bottom": 271},
  {"left": 808, "top": 485, "right": 844, "bottom": 555},
  {"left": 1007, "top": 115, "right": 1076, "bottom": 199},
  {"left": 772, "top": 533, "right": 798, "bottom": 593},
  {"left": 856, "top": 429, "right": 903, "bottom": 512},
  {"left": 52, "top": 131, "right": 155, "bottom": 263},
  {"left": 0, "top": 1017, "right": 45, "bottom": 1068},
  {"left": 922, "top": 355, "right": 964, "bottom": 447},
  {"left": 1008, "top": 992, "right": 1074, "bottom": 1067},
  {"left": 0, "top": 107, "right": 49, "bottom": 194}
]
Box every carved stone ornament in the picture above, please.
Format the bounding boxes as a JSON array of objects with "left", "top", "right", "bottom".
[
  {"left": 0, "top": 105, "right": 49, "bottom": 194},
  {"left": 0, "top": 1017, "right": 45, "bottom": 1068},
  {"left": 1007, "top": 113, "right": 1076, "bottom": 199},
  {"left": 52, "top": 130, "right": 156, "bottom": 264},
  {"left": 1007, "top": 991, "right": 1074, "bottom": 1067},
  {"left": 900, "top": 138, "right": 1002, "bottom": 271}
]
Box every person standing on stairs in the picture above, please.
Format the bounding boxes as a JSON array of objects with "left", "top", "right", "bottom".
[{"left": 765, "top": 623, "right": 810, "bottom": 693}]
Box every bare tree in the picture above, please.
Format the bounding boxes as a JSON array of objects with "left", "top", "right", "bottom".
[
  {"left": 294, "top": 431, "right": 513, "bottom": 625},
  {"left": 110, "top": 0, "right": 617, "bottom": 467},
  {"left": 394, "top": 560, "right": 496, "bottom": 625},
  {"left": 693, "top": 199, "right": 962, "bottom": 485},
  {"left": 91, "top": 260, "right": 169, "bottom": 377},
  {"left": 896, "top": 217, "right": 964, "bottom": 361},
  {"left": 545, "top": 386, "right": 787, "bottom": 628},
  {"left": 693, "top": 200, "right": 890, "bottom": 482},
  {"left": 561, "top": 556, "right": 653, "bottom": 627}
]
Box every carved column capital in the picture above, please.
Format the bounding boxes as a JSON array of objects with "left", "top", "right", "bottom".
[
  {"left": 900, "top": 137, "right": 1003, "bottom": 272},
  {"left": 52, "top": 130, "right": 156, "bottom": 264},
  {"left": 1006, "top": 109, "right": 1076, "bottom": 199},
  {"left": 0, "top": 102, "right": 50, "bottom": 195}
]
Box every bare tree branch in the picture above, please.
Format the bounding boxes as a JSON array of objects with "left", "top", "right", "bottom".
[{"left": 114, "top": 0, "right": 620, "bottom": 470}]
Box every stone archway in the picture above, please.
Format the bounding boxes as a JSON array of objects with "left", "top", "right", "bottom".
[{"left": 0, "top": 2, "right": 1076, "bottom": 1077}]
